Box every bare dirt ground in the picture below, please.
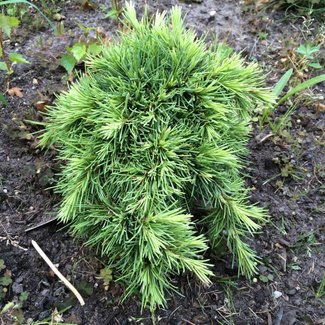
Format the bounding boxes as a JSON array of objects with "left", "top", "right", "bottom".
[{"left": 0, "top": 0, "right": 324, "bottom": 324}]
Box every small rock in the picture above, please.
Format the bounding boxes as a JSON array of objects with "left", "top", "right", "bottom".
[
  {"left": 255, "top": 289, "right": 266, "bottom": 305},
  {"left": 287, "top": 278, "right": 297, "bottom": 289},
  {"left": 210, "top": 304, "right": 218, "bottom": 311},
  {"left": 38, "top": 310, "right": 51, "bottom": 321},
  {"left": 12, "top": 282, "right": 23, "bottom": 294},
  {"left": 258, "top": 265, "right": 267, "bottom": 273},
  {"left": 287, "top": 289, "right": 296, "bottom": 296},
  {"left": 40, "top": 289, "right": 50, "bottom": 297},
  {"left": 273, "top": 291, "right": 283, "bottom": 299},
  {"left": 282, "top": 310, "right": 297, "bottom": 325},
  {"left": 278, "top": 206, "right": 285, "bottom": 213},
  {"left": 292, "top": 297, "right": 302, "bottom": 306}
]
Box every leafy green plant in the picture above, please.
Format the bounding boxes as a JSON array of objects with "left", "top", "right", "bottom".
[
  {"left": 0, "top": 0, "right": 55, "bottom": 28},
  {"left": 0, "top": 13, "right": 29, "bottom": 73},
  {"left": 0, "top": 259, "right": 12, "bottom": 300},
  {"left": 0, "top": 0, "right": 54, "bottom": 74},
  {"left": 59, "top": 40, "right": 102, "bottom": 74},
  {"left": 39, "top": 4, "right": 273, "bottom": 310},
  {"left": 296, "top": 43, "right": 322, "bottom": 70},
  {"left": 59, "top": 24, "right": 103, "bottom": 74},
  {"left": 99, "top": 266, "right": 113, "bottom": 289}
]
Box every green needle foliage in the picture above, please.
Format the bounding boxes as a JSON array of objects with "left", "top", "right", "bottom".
[{"left": 39, "top": 3, "right": 274, "bottom": 310}]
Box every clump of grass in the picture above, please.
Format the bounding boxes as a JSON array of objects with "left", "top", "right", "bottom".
[
  {"left": 265, "top": 0, "right": 325, "bottom": 17},
  {"left": 39, "top": 3, "right": 274, "bottom": 310}
]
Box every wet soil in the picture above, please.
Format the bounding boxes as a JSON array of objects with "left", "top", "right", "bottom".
[{"left": 0, "top": 0, "right": 324, "bottom": 324}]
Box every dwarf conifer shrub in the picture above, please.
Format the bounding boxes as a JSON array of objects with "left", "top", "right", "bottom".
[{"left": 40, "top": 4, "right": 274, "bottom": 310}]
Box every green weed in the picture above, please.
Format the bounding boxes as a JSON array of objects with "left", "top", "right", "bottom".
[
  {"left": 316, "top": 272, "right": 325, "bottom": 299},
  {"left": 58, "top": 23, "right": 106, "bottom": 75},
  {"left": 0, "top": 1, "right": 54, "bottom": 28},
  {"left": 0, "top": 0, "right": 54, "bottom": 74},
  {"left": 104, "top": 0, "right": 122, "bottom": 22},
  {"left": 291, "top": 232, "right": 319, "bottom": 257},
  {"left": 265, "top": 0, "right": 325, "bottom": 18},
  {"left": 261, "top": 69, "right": 325, "bottom": 133},
  {"left": 0, "top": 259, "right": 12, "bottom": 300}
]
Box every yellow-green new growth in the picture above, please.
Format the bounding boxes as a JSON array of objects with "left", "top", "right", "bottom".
[{"left": 40, "top": 4, "right": 274, "bottom": 310}]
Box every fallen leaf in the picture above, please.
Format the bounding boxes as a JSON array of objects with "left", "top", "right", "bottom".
[
  {"left": 96, "top": 27, "right": 106, "bottom": 40},
  {"left": 8, "top": 87, "right": 23, "bottom": 98},
  {"left": 34, "top": 100, "right": 50, "bottom": 112},
  {"left": 34, "top": 158, "right": 45, "bottom": 174},
  {"left": 81, "top": 0, "right": 96, "bottom": 10},
  {"left": 52, "top": 307, "right": 64, "bottom": 322},
  {"left": 316, "top": 103, "right": 325, "bottom": 113},
  {"left": 53, "top": 13, "right": 66, "bottom": 21},
  {"left": 48, "top": 269, "right": 55, "bottom": 278}
]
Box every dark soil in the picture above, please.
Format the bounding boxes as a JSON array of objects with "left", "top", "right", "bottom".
[{"left": 0, "top": 1, "right": 324, "bottom": 324}]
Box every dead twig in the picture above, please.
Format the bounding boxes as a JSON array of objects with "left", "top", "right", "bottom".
[
  {"left": 31, "top": 240, "right": 85, "bottom": 306},
  {"left": 259, "top": 133, "right": 274, "bottom": 143},
  {"left": 0, "top": 222, "right": 28, "bottom": 251},
  {"left": 25, "top": 216, "right": 57, "bottom": 233}
]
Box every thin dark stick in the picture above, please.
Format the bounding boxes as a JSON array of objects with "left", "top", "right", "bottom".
[{"left": 25, "top": 216, "right": 58, "bottom": 233}]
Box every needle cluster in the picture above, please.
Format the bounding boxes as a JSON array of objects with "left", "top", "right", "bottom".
[{"left": 40, "top": 4, "right": 274, "bottom": 310}]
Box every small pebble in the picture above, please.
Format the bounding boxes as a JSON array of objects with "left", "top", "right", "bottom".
[
  {"left": 38, "top": 310, "right": 51, "bottom": 321},
  {"left": 12, "top": 282, "right": 23, "bottom": 294},
  {"left": 287, "top": 289, "right": 296, "bottom": 296},
  {"left": 292, "top": 297, "right": 302, "bottom": 306},
  {"left": 273, "top": 290, "right": 282, "bottom": 299}
]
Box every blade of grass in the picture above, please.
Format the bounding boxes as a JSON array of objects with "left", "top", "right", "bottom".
[
  {"left": 273, "top": 68, "right": 293, "bottom": 97},
  {"left": 276, "top": 74, "right": 325, "bottom": 107},
  {"left": 316, "top": 272, "right": 325, "bottom": 299}
]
